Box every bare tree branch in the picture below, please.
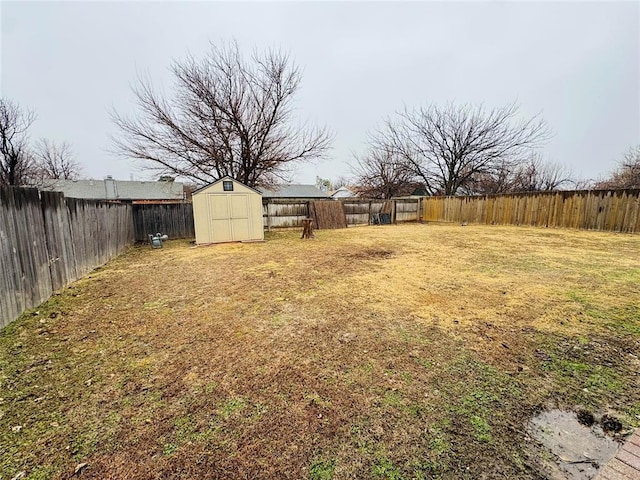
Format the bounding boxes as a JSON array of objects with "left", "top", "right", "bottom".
[
  {"left": 111, "top": 41, "right": 333, "bottom": 188},
  {"left": 0, "top": 98, "right": 36, "bottom": 186},
  {"left": 32, "top": 139, "right": 82, "bottom": 182},
  {"left": 352, "top": 140, "right": 417, "bottom": 199},
  {"left": 470, "top": 153, "right": 574, "bottom": 194},
  {"left": 594, "top": 145, "right": 640, "bottom": 189}
]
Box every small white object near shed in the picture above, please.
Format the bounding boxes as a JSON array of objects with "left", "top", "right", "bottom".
[{"left": 192, "top": 177, "right": 264, "bottom": 244}]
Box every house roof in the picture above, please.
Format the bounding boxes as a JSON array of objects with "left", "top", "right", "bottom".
[
  {"left": 39, "top": 178, "right": 184, "bottom": 201},
  {"left": 259, "top": 184, "right": 331, "bottom": 199}
]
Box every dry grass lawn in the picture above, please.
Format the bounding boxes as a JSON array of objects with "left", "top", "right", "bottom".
[{"left": 1, "top": 223, "right": 639, "bottom": 479}]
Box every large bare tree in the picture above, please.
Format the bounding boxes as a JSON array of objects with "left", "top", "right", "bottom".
[
  {"left": 371, "top": 102, "right": 551, "bottom": 196},
  {"left": 33, "top": 139, "right": 82, "bottom": 181},
  {"left": 594, "top": 145, "right": 640, "bottom": 189},
  {"left": 111, "top": 41, "right": 332, "bottom": 187},
  {"left": 0, "top": 98, "right": 36, "bottom": 186}
]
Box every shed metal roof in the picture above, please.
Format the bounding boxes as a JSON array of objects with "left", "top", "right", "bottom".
[{"left": 259, "top": 184, "right": 330, "bottom": 199}]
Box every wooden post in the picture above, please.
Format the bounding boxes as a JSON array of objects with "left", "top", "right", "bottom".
[
  {"left": 301, "top": 218, "right": 314, "bottom": 239},
  {"left": 266, "top": 200, "right": 271, "bottom": 232}
]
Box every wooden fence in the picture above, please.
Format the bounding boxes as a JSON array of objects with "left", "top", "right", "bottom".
[
  {"left": 263, "top": 199, "right": 309, "bottom": 229},
  {"left": 422, "top": 189, "right": 640, "bottom": 233},
  {"left": 0, "top": 186, "right": 134, "bottom": 328},
  {"left": 263, "top": 198, "right": 421, "bottom": 229},
  {"left": 132, "top": 203, "right": 194, "bottom": 241}
]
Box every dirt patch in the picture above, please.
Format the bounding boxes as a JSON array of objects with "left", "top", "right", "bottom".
[{"left": 341, "top": 247, "right": 394, "bottom": 260}]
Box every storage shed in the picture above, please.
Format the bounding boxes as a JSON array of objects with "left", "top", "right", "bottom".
[{"left": 192, "top": 177, "right": 264, "bottom": 244}]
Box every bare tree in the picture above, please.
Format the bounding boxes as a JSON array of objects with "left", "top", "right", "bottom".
[
  {"left": 470, "top": 154, "right": 573, "bottom": 194},
  {"left": 467, "top": 160, "right": 518, "bottom": 194},
  {"left": 32, "top": 139, "right": 82, "bottom": 181},
  {"left": 111, "top": 41, "right": 332, "bottom": 188},
  {"left": 511, "top": 154, "right": 573, "bottom": 192},
  {"left": 0, "top": 98, "right": 36, "bottom": 186},
  {"left": 330, "top": 175, "right": 351, "bottom": 190},
  {"left": 372, "top": 102, "right": 551, "bottom": 196},
  {"left": 352, "top": 145, "right": 416, "bottom": 199},
  {"left": 594, "top": 145, "right": 640, "bottom": 189}
]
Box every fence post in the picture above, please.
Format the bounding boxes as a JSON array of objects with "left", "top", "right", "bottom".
[{"left": 266, "top": 200, "right": 271, "bottom": 232}]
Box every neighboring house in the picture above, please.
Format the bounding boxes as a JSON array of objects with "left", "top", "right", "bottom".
[
  {"left": 38, "top": 176, "right": 185, "bottom": 203},
  {"left": 329, "top": 186, "right": 358, "bottom": 198},
  {"left": 258, "top": 184, "right": 331, "bottom": 201}
]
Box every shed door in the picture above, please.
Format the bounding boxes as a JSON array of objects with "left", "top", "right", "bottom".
[
  {"left": 207, "top": 194, "right": 251, "bottom": 242},
  {"left": 230, "top": 195, "right": 251, "bottom": 240},
  {"left": 208, "top": 195, "right": 232, "bottom": 243}
]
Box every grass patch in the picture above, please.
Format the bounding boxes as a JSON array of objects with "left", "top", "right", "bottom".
[
  {"left": 371, "top": 454, "right": 403, "bottom": 480},
  {"left": 309, "top": 458, "right": 335, "bottom": 480}
]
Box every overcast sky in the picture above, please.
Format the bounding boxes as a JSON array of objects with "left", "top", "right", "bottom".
[{"left": 1, "top": 1, "right": 638, "bottom": 185}]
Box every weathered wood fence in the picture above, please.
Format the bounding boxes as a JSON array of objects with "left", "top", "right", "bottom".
[
  {"left": 132, "top": 203, "right": 194, "bottom": 241},
  {"left": 309, "top": 201, "right": 348, "bottom": 229},
  {"left": 422, "top": 189, "right": 640, "bottom": 233},
  {"left": 263, "top": 198, "right": 421, "bottom": 229},
  {"left": 0, "top": 186, "right": 134, "bottom": 328}
]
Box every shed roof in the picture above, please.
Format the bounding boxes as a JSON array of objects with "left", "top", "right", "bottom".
[
  {"left": 191, "top": 176, "right": 262, "bottom": 196},
  {"left": 259, "top": 184, "right": 330, "bottom": 199},
  {"left": 39, "top": 178, "right": 184, "bottom": 201}
]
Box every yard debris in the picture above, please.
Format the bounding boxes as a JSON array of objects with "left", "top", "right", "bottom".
[
  {"left": 338, "top": 332, "right": 356, "bottom": 344},
  {"left": 11, "top": 425, "right": 22, "bottom": 432},
  {"left": 601, "top": 414, "right": 622, "bottom": 433},
  {"left": 534, "top": 350, "right": 551, "bottom": 362},
  {"left": 11, "top": 472, "right": 26, "bottom": 480},
  {"left": 576, "top": 409, "right": 595, "bottom": 427},
  {"left": 74, "top": 463, "right": 89, "bottom": 475}
]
